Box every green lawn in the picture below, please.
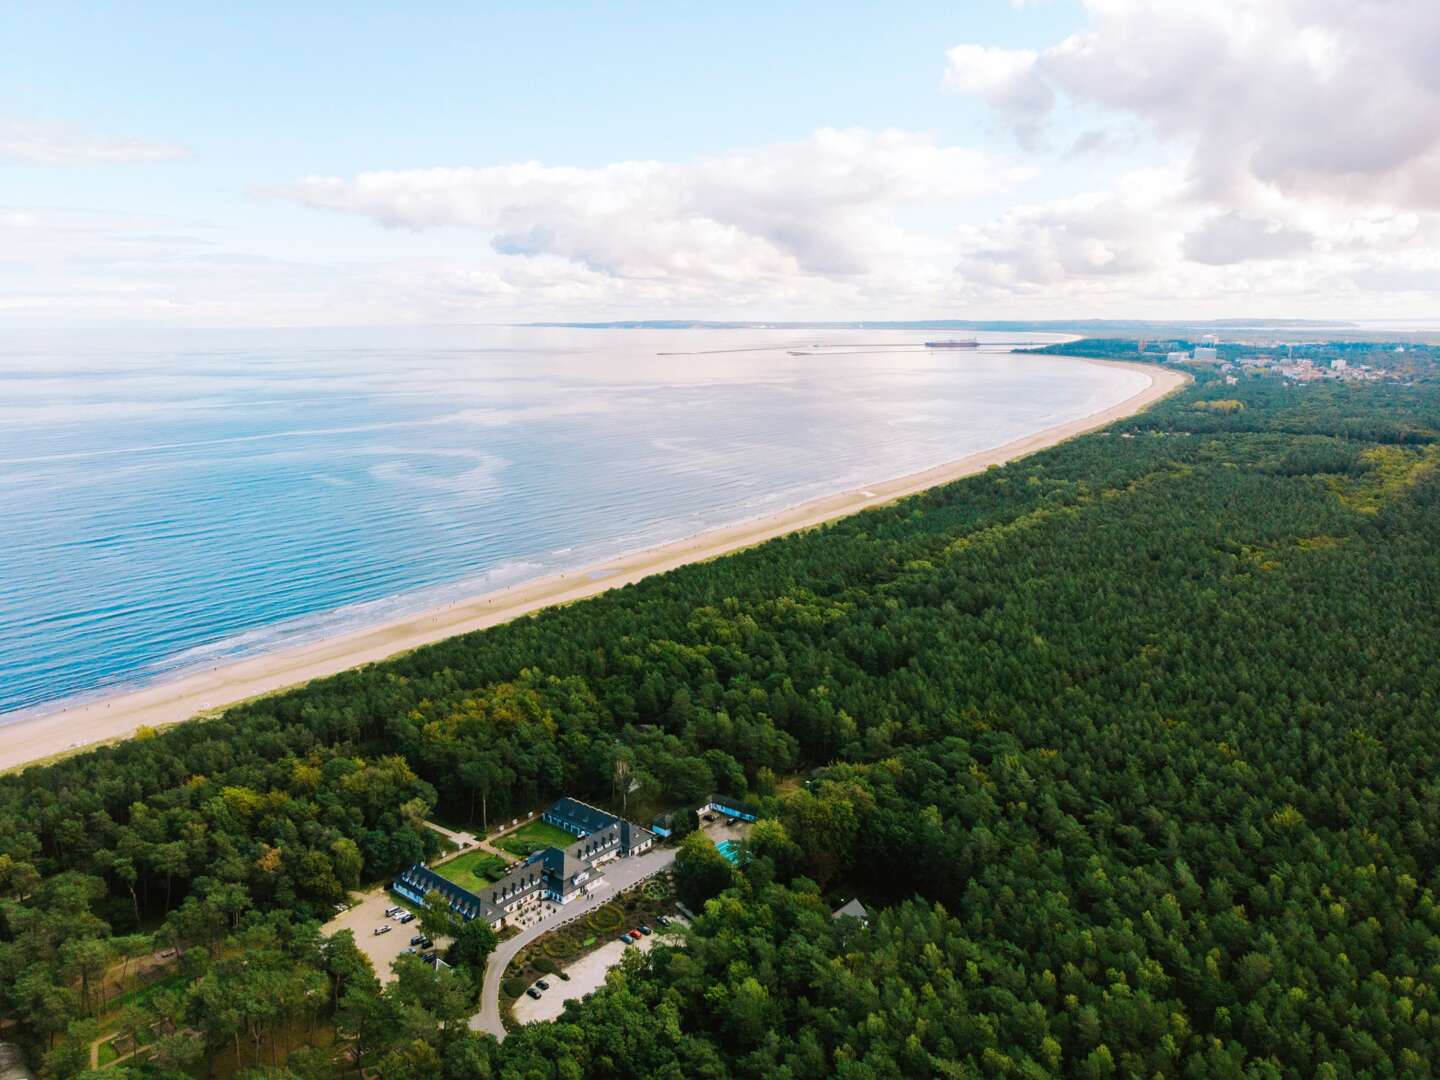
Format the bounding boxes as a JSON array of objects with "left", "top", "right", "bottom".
[
  {"left": 497, "top": 819, "right": 579, "bottom": 858},
  {"left": 434, "top": 850, "right": 510, "bottom": 892}
]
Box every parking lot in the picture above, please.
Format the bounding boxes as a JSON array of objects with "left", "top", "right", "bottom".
[
  {"left": 510, "top": 919, "right": 686, "bottom": 1025},
  {"left": 324, "top": 889, "right": 445, "bottom": 984}
]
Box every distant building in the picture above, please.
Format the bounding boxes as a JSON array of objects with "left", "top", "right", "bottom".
[
  {"left": 1166, "top": 351, "right": 1189, "bottom": 364},
  {"left": 1332, "top": 359, "right": 1347, "bottom": 370},
  {"left": 1192, "top": 347, "right": 1219, "bottom": 363},
  {"left": 394, "top": 797, "right": 654, "bottom": 928},
  {"left": 1225, "top": 375, "right": 1239, "bottom": 385}
]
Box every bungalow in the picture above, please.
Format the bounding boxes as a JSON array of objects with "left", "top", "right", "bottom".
[{"left": 697, "top": 793, "right": 758, "bottom": 823}]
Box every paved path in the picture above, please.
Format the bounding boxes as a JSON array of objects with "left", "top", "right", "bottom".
[
  {"left": 428, "top": 816, "right": 540, "bottom": 865},
  {"left": 469, "top": 846, "right": 677, "bottom": 1040}
]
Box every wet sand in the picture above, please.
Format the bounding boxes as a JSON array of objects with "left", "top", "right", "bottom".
[{"left": 0, "top": 357, "right": 1187, "bottom": 773}]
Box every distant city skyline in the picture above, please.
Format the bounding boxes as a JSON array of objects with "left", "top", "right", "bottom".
[{"left": 3, "top": 0, "right": 1438, "bottom": 327}]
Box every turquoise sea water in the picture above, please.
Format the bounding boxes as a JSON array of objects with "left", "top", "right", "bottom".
[{"left": 0, "top": 325, "right": 1147, "bottom": 719}]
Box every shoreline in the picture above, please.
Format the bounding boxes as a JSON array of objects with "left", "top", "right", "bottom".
[{"left": 0, "top": 356, "right": 1188, "bottom": 774}]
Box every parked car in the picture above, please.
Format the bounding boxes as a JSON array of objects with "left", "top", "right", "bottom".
[
  {"left": 536, "top": 979, "right": 550, "bottom": 990},
  {"left": 703, "top": 813, "right": 715, "bottom": 823},
  {"left": 373, "top": 925, "right": 391, "bottom": 936},
  {"left": 639, "top": 925, "right": 652, "bottom": 936},
  {"left": 401, "top": 947, "right": 416, "bottom": 955},
  {"left": 727, "top": 817, "right": 740, "bottom": 826},
  {"left": 384, "top": 906, "right": 401, "bottom": 917},
  {"left": 619, "top": 933, "right": 634, "bottom": 944},
  {"left": 526, "top": 988, "right": 542, "bottom": 1000},
  {"left": 422, "top": 952, "right": 439, "bottom": 965},
  {"left": 558, "top": 971, "right": 571, "bottom": 981},
  {"left": 398, "top": 913, "right": 416, "bottom": 924},
  {"left": 410, "top": 934, "right": 426, "bottom": 946},
  {"left": 628, "top": 928, "right": 643, "bottom": 939},
  {"left": 418, "top": 936, "right": 433, "bottom": 948},
  {"left": 655, "top": 915, "right": 670, "bottom": 927}
]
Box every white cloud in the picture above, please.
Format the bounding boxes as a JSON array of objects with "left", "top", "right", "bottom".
[
  {"left": 280, "top": 128, "right": 1028, "bottom": 296},
  {"left": 0, "top": 119, "right": 186, "bottom": 165},
  {"left": 939, "top": 0, "right": 1440, "bottom": 312},
  {"left": 946, "top": 0, "right": 1440, "bottom": 209}
]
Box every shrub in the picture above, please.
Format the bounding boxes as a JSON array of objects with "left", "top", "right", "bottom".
[
  {"left": 502, "top": 977, "right": 527, "bottom": 999},
  {"left": 588, "top": 904, "right": 624, "bottom": 932},
  {"left": 543, "top": 935, "right": 577, "bottom": 959},
  {"left": 534, "top": 958, "right": 559, "bottom": 974}
]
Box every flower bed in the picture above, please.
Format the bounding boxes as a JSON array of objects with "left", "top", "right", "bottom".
[
  {"left": 586, "top": 904, "right": 624, "bottom": 933},
  {"left": 542, "top": 934, "right": 578, "bottom": 959}
]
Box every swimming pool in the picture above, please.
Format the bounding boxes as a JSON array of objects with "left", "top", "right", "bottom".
[{"left": 716, "top": 839, "right": 742, "bottom": 864}]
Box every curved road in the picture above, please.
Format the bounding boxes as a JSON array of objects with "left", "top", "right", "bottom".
[{"left": 469, "top": 846, "right": 677, "bottom": 1040}]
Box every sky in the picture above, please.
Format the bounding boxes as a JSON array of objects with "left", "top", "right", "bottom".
[{"left": 3, "top": 0, "right": 1439, "bottom": 327}]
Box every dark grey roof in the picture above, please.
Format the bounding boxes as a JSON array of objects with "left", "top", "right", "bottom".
[
  {"left": 832, "top": 898, "right": 869, "bottom": 921},
  {"left": 547, "top": 796, "right": 620, "bottom": 835},
  {"left": 619, "top": 818, "right": 654, "bottom": 852}
]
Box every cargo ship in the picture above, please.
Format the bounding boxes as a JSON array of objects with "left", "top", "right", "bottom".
[{"left": 924, "top": 339, "right": 979, "bottom": 349}]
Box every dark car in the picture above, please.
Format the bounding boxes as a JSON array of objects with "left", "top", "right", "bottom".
[
  {"left": 526, "top": 987, "right": 542, "bottom": 999},
  {"left": 398, "top": 913, "right": 416, "bottom": 924},
  {"left": 639, "top": 925, "right": 652, "bottom": 936},
  {"left": 655, "top": 915, "right": 670, "bottom": 927},
  {"left": 536, "top": 979, "right": 550, "bottom": 990},
  {"left": 410, "top": 934, "right": 425, "bottom": 946},
  {"left": 418, "top": 936, "right": 433, "bottom": 948}
]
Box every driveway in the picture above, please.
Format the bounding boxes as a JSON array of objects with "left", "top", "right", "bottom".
[{"left": 468, "top": 845, "right": 677, "bottom": 1040}]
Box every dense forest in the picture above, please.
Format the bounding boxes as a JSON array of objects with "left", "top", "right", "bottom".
[{"left": 5, "top": 350, "right": 1440, "bottom": 1077}]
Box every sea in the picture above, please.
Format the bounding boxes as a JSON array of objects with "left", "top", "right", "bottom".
[{"left": 0, "top": 325, "right": 1148, "bottom": 719}]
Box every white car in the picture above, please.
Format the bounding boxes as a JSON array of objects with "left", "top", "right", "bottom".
[{"left": 373, "top": 925, "right": 392, "bottom": 936}]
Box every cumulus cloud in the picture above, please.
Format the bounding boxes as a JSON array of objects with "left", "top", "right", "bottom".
[
  {"left": 1182, "top": 212, "right": 1313, "bottom": 266},
  {"left": 938, "top": 0, "right": 1440, "bottom": 312},
  {"left": 954, "top": 169, "right": 1189, "bottom": 292},
  {"left": 942, "top": 44, "right": 1049, "bottom": 125},
  {"left": 280, "top": 128, "right": 1026, "bottom": 291},
  {"left": 946, "top": 0, "right": 1440, "bottom": 209},
  {"left": 0, "top": 119, "right": 186, "bottom": 165}
]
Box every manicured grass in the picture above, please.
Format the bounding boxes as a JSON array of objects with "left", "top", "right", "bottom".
[
  {"left": 497, "top": 819, "right": 580, "bottom": 858},
  {"left": 434, "top": 850, "right": 509, "bottom": 892}
]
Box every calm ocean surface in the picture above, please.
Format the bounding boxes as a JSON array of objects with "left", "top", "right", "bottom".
[{"left": 0, "top": 326, "right": 1146, "bottom": 718}]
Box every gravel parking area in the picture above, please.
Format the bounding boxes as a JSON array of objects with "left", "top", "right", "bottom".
[
  {"left": 324, "top": 890, "right": 439, "bottom": 984},
  {"left": 510, "top": 921, "right": 686, "bottom": 1026}
]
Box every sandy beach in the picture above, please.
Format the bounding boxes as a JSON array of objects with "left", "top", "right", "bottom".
[{"left": 0, "top": 357, "right": 1187, "bottom": 774}]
